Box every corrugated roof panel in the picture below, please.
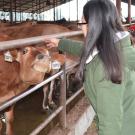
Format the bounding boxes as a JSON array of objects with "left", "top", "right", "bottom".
[{"left": 0, "top": 0, "right": 72, "bottom": 13}]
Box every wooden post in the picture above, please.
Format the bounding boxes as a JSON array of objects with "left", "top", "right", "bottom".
[
  {"left": 59, "top": 62, "right": 67, "bottom": 128},
  {"left": 128, "top": 0, "right": 131, "bottom": 24}
]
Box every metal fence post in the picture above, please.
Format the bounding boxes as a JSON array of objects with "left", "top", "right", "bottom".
[{"left": 59, "top": 60, "right": 67, "bottom": 128}]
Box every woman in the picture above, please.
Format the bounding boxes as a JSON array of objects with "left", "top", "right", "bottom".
[{"left": 45, "top": 0, "right": 135, "bottom": 135}]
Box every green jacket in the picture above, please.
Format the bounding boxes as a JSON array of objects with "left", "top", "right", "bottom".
[{"left": 58, "top": 35, "right": 135, "bottom": 135}]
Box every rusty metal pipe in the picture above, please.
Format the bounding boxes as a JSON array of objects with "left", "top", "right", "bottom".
[
  {"left": 0, "top": 31, "right": 83, "bottom": 51},
  {"left": 59, "top": 63, "right": 67, "bottom": 128},
  {"left": 128, "top": 0, "right": 131, "bottom": 24}
]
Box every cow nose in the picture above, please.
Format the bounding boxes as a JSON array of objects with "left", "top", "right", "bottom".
[{"left": 37, "top": 54, "right": 44, "bottom": 60}]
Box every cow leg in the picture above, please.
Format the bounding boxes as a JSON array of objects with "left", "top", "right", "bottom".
[
  {"left": 48, "top": 79, "right": 55, "bottom": 106},
  {"left": 42, "top": 85, "right": 49, "bottom": 110},
  {"left": 66, "top": 72, "right": 70, "bottom": 90},
  {"left": 66, "top": 71, "right": 75, "bottom": 97},
  {"left": 5, "top": 107, "right": 14, "bottom": 135},
  {"left": 48, "top": 70, "right": 58, "bottom": 109},
  {"left": 66, "top": 67, "right": 78, "bottom": 97}
]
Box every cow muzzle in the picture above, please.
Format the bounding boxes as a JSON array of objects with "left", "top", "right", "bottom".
[{"left": 32, "top": 53, "right": 52, "bottom": 73}]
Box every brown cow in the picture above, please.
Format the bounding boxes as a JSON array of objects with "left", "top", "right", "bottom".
[
  {"left": 0, "top": 34, "right": 63, "bottom": 135},
  {"left": 42, "top": 53, "right": 79, "bottom": 111},
  {"left": 42, "top": 52, "right": 66, "bottom": 110},
  {"left": 0, "top": 23, "right": 83, "bottom": 113}
]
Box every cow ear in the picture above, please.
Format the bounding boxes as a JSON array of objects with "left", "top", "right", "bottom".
[
  {"left": 52, "top": 53, "right": 65, "bottom": 65},
  {"left": 22, "top": 48, "right": 29, "bottom": 54}
]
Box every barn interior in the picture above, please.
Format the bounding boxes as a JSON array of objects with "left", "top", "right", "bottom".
[
  {"left": 0, "top": 0, "right": 133, "bottom": 24},
  {"left": 0, "top": 0, "right": 75, "bottom": 24},
  {"left": 0, "top": 0, "right": 135, "bottom": 135}
]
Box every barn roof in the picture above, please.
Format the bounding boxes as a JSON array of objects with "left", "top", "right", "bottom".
[
  {"left": 0, "top": 0, "right": 134, "bottom": 14},
  {"left": 122, "top": 0, "right": 135, "bottom": 5},
  {"left": 0, "top": 0, "right": 72, "bottom": 13}
]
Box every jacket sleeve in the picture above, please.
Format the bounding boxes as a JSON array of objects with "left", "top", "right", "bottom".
[
  {"left": 96, "top": 81, "right": 124, "bottom": 135},
  {"left": 58, "top": 39, "right": 84, "bottom": 57}
]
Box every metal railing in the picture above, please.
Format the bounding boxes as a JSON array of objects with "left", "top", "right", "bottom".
[
  {"left": 0, "top": 31, "right": 87, "bottom": 134},
  {"left": 123, "top": 22, "right": 135, "bottom": 27},
  {"left": 0, "top": 31, "right": 83, "bottom": 51}
]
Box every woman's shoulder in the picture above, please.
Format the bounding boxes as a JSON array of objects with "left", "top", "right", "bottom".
[{"left": 116, "top": 31, "right": 131, "bottom": 47}]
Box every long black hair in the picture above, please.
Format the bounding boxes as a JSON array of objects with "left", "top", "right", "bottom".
[{"left": 76, "top": 0, "right": 124, "bottom": 84}]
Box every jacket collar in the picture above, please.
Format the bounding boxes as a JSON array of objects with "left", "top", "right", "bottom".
[{"left": 86, "top": 31, "right": 129, "bottom": 64}]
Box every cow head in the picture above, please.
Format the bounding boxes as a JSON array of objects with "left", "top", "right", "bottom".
[
  {"left": 16, "top": 46, "right": 51, "bottom": 84},
  {"left": 0, "top": 34, "right": 65, "bottom": 85}
]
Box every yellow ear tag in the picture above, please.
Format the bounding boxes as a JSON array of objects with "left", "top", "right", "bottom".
[{"left": 4, "top": 51, "right": 13, "bottom": 62}]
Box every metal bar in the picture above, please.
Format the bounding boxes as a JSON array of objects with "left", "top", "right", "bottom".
[
  {"left": 128, "top": 0, "right": 131, "bottom": 24},
  {"left": 69, "top": 0, "right": 70, "bottom": 22},
  {"left": 0, "top": 71, "right": 63, "bottom": 112},
  {"left": 53, "top": 0, "right": 55, "bottom": 21},
  {"left": 59, "top": 62, "right": 67, "bottom": 128},
  {"left": 76, "top": 0, "right": 78, "bottom": 21},
  {"left": 0, "top": 31, "right": 83, "bottom": 51},
  {"left": 66, "top": 61, "right": 79, "bottom": 73},
  {"left": 15, "top": 0, "right": 17, "bottom": 23},
  {"left": 19, "top": 0, "right": 22, "bottom": 22},
  {"left": 116, "top": 0, "right": 121, "bottom": 17},
  {"left": 10, "top": 0, "right": 13, "bottom": 24},
  {"left": 30, "top": 106, "right": 63, "bottom": 135},
  {"left": 66, "top": 87, "right": 84, "bottom": 105},
  {"left": 123, "top": 22, "right": 135, "bottom": 27}
]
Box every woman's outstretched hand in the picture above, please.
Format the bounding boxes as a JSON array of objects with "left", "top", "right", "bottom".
[{"left": 44, "top": 38, "right": 60, "bottom": 48}]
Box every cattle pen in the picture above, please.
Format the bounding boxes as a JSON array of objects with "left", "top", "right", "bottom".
[
  {"left": 0, "top": 0, "right": 135, "bottom": 135},
  {"left": 0, "top": 31, "right": 95, "bottom": 135}
]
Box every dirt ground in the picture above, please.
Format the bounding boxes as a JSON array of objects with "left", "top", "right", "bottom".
[
  {"left": 48, "top": 96, "right": 98, "bottom": 135},
  {"left": 1, "top": 90, "right": 97, "bottom": 135}
]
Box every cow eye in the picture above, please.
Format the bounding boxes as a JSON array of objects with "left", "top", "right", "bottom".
[
  {"left": 22, "top": 48, "right": 28, "bottom": 54},
  {"left": 37, "top": 54, "right": 44, "bottom": 60}
]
